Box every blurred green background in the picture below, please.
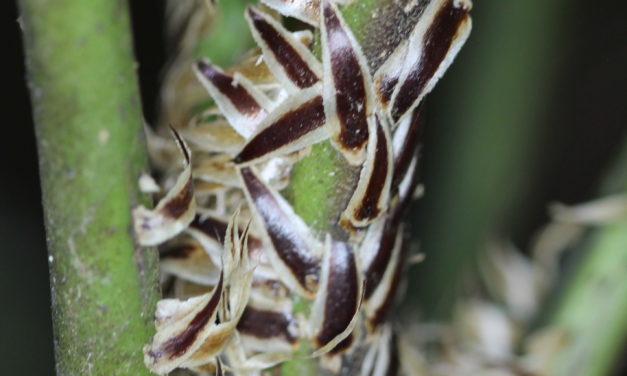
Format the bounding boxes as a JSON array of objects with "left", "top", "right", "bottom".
[{"left": 2, "top": 0, "right": 625, "bottom": 374}]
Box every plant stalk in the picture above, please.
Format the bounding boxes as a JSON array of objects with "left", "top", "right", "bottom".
[
  {"left": 545, "top": 139, "right": 627, "bottom": 376},
  {"left": 19, "top": 0, "right": 160, "bottom": 374}
]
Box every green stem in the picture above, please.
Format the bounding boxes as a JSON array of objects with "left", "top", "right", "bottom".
[
  {"left": 19, "top": 1, "right": 160, "bottom": 374},
  {"left": 545, "top": 139, "right": 627, "bottom": 376}
]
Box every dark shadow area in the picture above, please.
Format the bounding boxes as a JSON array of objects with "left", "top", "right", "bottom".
[{"left": 1, "top": 2, "right": 54, "bottom": 374}]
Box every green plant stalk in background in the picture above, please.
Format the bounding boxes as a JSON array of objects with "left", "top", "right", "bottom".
[
  {"left": 408, "top": 0, "right": 568, "bottom": 318},
  {"left": 546, "top": 140, "right": 627, "bottom": 376},
  {"left": 19, "top": 0, "right": 160, "bottom": 374},
  {"left": 194, "top": 0, "right": 257, "bottom": 67}
]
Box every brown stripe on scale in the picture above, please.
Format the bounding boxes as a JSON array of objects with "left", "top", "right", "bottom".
[
  {"left": 160, "top": 241, "right": 221, "bottom": 286},
  {"left": 187, "top": 214, "right": 264, "bottom": 267},
  {"left": 133, "top": 127, "right": 196, "bottom": 246},
  {"left": 341, "top": 115, "right": 393, "bottom": 228},
  {"left": 237, "top": 306, "right": 299, "bottom": 344},
  {"left": 391, "top": 152, "right": 421, "bottom": 225},
  {"left": 191, "top": 215, "right": 263, "bottom": 250},
  {"left": 246, "top": 6, "right": 321, "bottom": 91},
  {"left": 195, "top": 59, "right": 271, "bottom": 138},
  {"left": 328, "top": 333, "right": 354, "bottom": 356},
  {"left": 164, "top": 274, "right": 224, "bottom": 359},
  {"left": 180, "top": 220, "right": 255, "bottom": 369},
  {"left": 362, "top": 220, "right": 403, "bottom": 301},
  {"left": 373, "top": 39, "right": 409, "bottom": 112},
  {"left": 391, "top": 104, "right": 425, "bottom": 190},
  {"left": 238, "top": 166, "right": 321, "bottom": 298},
  {"left": 363, "top": 153, "right": 418, "bottom": 305},
  {"left": 362, "top": 152, "right": 419, "bottom": 316},
  {"left": 310, "top": 238, "right": 363, "bottom": 354},
  {"left": 365, "top": 232, "right": 405, "bottom": 331},
  {"left": 144, "top": 212, "right": 255, "bottom": 374},
  {"left": 321, "top": 0, "right": 374, "bottom": 165},
  {"left": 190, "top": 215, "right": 230, "bottom": 242},
  {"left": 161, "top": 243, "right": 197, "bottom": 259},
  {"left": 163, "top": 178, "right": 194, "bottom": 218},
  {"left": 390, "top": 0, "right": 472, "bottom": 122},
  {"left": 378, "top": 77, "right": 398, "bottom": 110},
  {"left": 233, "top": 87, "right": 328, "bottom": 165}
]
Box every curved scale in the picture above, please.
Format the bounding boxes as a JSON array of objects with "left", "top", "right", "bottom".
[
  {"left": 246, "top": 6, "right": 322, "bottom": 92},
  {"left": 310, "top": 237, "right": 363, "bottom": 355},
  {"left": 389, "top": 0, "right": 472, "bottom": 123},
  {"left": 134, "top": 128, "right": 196, "bottom": 246},
  {"left": 238, "top": 166, "right": 322, "bottom": 298},
  {"left": 321, "top": 0, "right": 375, "bottom": 165}
]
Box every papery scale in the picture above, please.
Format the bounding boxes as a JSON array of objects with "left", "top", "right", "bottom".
[{"left": 136, "top": 0, "right": 473, "bottom": 374}]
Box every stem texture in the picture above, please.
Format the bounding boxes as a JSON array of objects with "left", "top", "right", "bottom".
[{"left": 19, "top": 0, "right": 160, "bottom": 374}]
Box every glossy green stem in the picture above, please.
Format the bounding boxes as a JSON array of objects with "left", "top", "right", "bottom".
[{"left": 19, "top": 0, "right": 160, "bottom": 374}]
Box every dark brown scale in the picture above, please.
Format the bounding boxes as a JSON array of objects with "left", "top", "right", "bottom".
[
  {"left": 377, "top": 75, "right": 399, "bottom": 106},
  {"left": 324, "top": 1, "right": 369, "bottom": 151},
  {"left": 391, "top": 104, "right": 424, "bottom": 190},
  {"left": 196, "top": 60, "right": 266, "bottom": 118},
  {"left": 390, "top": 153, "right": 422, "bottom": 225},
  {"left": 328, "top": 333, "right": 354, "bottom": 356},
  {"left": 160, "top": 244, "right": 197, "bottom": 259},
  {"left": 363, "top": 221, "right": 399, "bottom": 300},
  {"left": 190, "top": 215, "right": 229, "bottom": 240},
  {"left": 239, "top": 167, "right": 320, "bottom": 292},
  {"left": 248, "top": 7, "right": 319, "bottom": 88},
  {"left": 234, "top": 96, "right": 325, "bottom": 164},
  {"left": 368, "top": 246, "right": 404, "bottom": 329},
  {"left": 364, "top": 148, "right": 421, "bottom": 298},
  {"left": 190, "top": 215, "right": 263, "bottom": 251},
  {"left": 159, "top": 128, "right": 194, "bottom": 219},
  {"left": 316, "top": 241, "right": 359, "bottom": 347},
  {"left": 354, "top": 118, "right": 389, "bottom": 222},
  {"left": 162, "top": 178, "right": 194, "bottom": 219},
  {"left": 150, "top": 273, "right": 224, "bottom": 359},
  {"left": 237, "top": 307, "right": 298, "bottom": 343},
  {"left": 365, "top": 150, "right": 421, "bottom": 301},
  {"left": 391, "top": 1, "right": 469, "bottom": 121}
]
